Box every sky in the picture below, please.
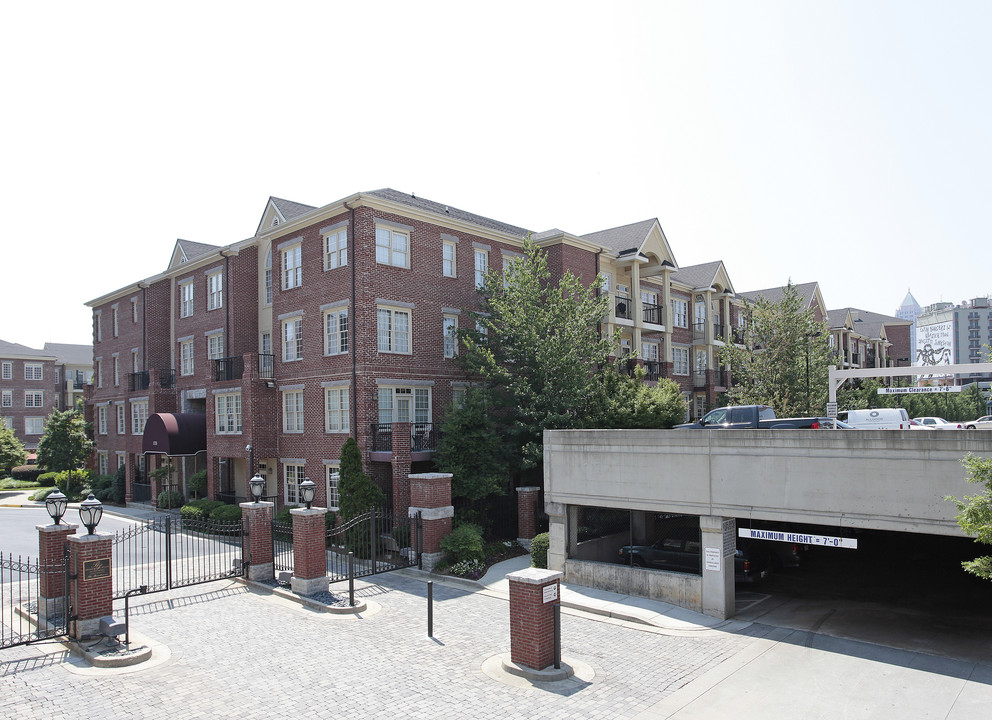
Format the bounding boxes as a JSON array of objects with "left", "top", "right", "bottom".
[{"left": 2, "top": 1, "right": 989, "bottom": 350}]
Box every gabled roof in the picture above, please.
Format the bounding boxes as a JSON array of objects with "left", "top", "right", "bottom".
[
  {"left": 255, "top": 196, "right": 319, "bottom": 235},
  {"left": 739, "top": 281, "right": 823, "bottom": 309},
  {"left": 365, "top": 188, "right": 530, "bottom": 237},
  {"left": 581, "top": 219, "right": 659, "bottom": 256},
  {"left": 0, "top": 339, "right": 54, "bottom": 359},
  {"left": 42, "top": 342, "right": 92, "bottom": 366},
  {"left": 671, "top": 261, "right": 734, "bottom": 293},
  {"left": 169, "top": 239, "right": 222, "bottom": 269},
  {"left": 828, "top": 307, "right": 909, "bottom": 339}
]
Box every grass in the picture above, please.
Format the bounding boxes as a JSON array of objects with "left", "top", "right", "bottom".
[{"left": 0, "top": 478, "right": 42, "bottom": 490}]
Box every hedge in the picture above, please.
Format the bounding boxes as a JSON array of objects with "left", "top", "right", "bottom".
[{"left": 530, "top": 533, "right": 550, "bottom": 569}]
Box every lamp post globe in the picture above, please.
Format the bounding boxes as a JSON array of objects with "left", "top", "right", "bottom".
[
  {"left": 249, "top": 472, "right": 265, "bottom": 503},
  {"left": 299, "top": 477, "right": 316, "bottom": 510},
  {"left": 46, "top": 488, "right": 68, "bottom": 525},
  {"left": 78, "top": 493, "right": 104, "bottom": 535}
]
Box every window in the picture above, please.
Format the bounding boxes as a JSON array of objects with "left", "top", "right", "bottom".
[
  {"left": 282, "top": 245, "right": 302, "bottom": 289},
  {"left": 283, "top": 318, "right": 303, "bottom": 361},
  {"left": 324, "top": 387, "right": 349, "bottom": 433},
  {"left": 443, "top": 314, "right": 458, "bottom": 358},
  {"left": 671, "top": 300, "right": 688, "bottom": 328},
  {"left": 474, "top": 248, "right": 488, "bottom": 288},
  {"left": 113, "top": 356, "right": 120, "bottom": 386},
  {"left": 132, "top": 299, "right": 139, "bottom": 323},
  {"left": 264, "top": 249, "right": 273, "bottom": 304},
  {"left": 283, "top": 390, "right": 304, "bottom": 433},
  {"left": 180, "top": 341, "right": 194, "bottom": 376},
  {"left": 1, "top": 390, "right": 11, "bottom": 407},
  {"left": 98, "top": 452, "right": 109, "bottom": 476},
  {"left": 96, "top": 359, "right": 103, "bottom": 388},
  {"left": 673, "top": 347, "right": 689, "bottom": 375},
  {"left": 216, "top": 393, "right": 242, "bottom": 433},
  {"left": 377, "top": 386, "right": 431, "bottom": 425},
  {"left": 131, "top": 401, "right": 149, "bottom": 434},
  {"left": 442, "top": 240, "right": 456, "bottom": 277},
  {"left": 207, "top": 333, "right": 225, "bottom": 360},
  {"left": 24, "top": 363, "right": 42, "bottom": 380},
  {"left": 377, "top": 307, "right": 411, "bottom": 354},
  {"left": 261, "top": 332, "right": 271, "bottom": 356},
  {"left": 375, "top": 227, "right": 409, "bottom": 268},
  {"left": 3, "top": 417, "right": 13, "bottom": 430},
  {"left": 323, "top": 228, "right": 348, "bottom": 270},
  {"left": 326, "top": 466, "right": 340, "bottom": 511},
  {"left": 1, "top": 361, "right": 11, "bottom": 379},
  {"left": 284, "top": 464, "right": 305, "bottom": 505},
  {"left": 694, "top": 301, "right": 707, "bottom": 329},
  {"left": 25, "top": 391, "right": 43, "bottom": 408},
  {"left": 641, "top": 342, "right": 659, "bottom": 362},
  {"left": 117, "top": 453, "right": 126, "bottom": 470},
  {"left": 180, "top": 282, "right": 194, "bottom": 318},
  {"left": 452, "top": 386, "right": 467, "bottom": 409},
  {"left": 116, "top": 404, "right": 126, "bottom": 434},
  {"left": 112, "top": 307, "right": 119, "bottom": 337},
  {"left": 25, "top": 417, "right": 45, "bottom": 435},
  {"left": 207, "top": 272, "right": 223, "bottom": 310},
  {"left": 132, "top": 351, "right": 140, "bottom": 373},
  {"left": 324, "top": 309, "right": 349, "bottom": 355},
  {"left": 695, "top": 350, "right": 707, "bottom": 376},
  {"left": 98, "top": 406, "right": 108, "bottom": 434},
  {"left": 95, "top": 312, "right": 103, "bottom": 342}
]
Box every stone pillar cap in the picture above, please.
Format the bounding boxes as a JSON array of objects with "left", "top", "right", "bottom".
[
  {"left": 506, "top": 567, "right": 563, "bottom": 584},
  {"left": 37, "top": 523, "right": 79, "bottom": 533},
  {"left": 516, "top": 486, "right": 541, "bottom": 493},
  {"left": 290, "top": 506, "right": 327, "bottom": 516},
  {"left": 240, "top": 501, "right": 275, "bottom": 509}
]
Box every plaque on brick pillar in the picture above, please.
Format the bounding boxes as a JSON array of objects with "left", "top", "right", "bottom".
[
  {"left": 506, "top": 568, "right": 563, "bottom": 672},
  {"left": 66, "top": 533, "right": 114, "bottom": 640}
]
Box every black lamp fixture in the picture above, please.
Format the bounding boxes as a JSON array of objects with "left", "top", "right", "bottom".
[
  {"left": 246, "top": 443, "right": 255, "bottom": 476},
  {"left": 78, "top": 493, "right": 104, "bottom": 535},
  {"left": 46, "top": 488, "right": 68, "bottom": 525},
  {"left": 299, "top": 476, "right": 316, "bottom": 510},
  {"left": 249, "top": 472, "right": 265, "bottom": 503}
]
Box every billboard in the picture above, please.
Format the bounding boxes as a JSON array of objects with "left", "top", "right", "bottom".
[{"left": 915, "top": 320, "right": 954, "bottom": 368}]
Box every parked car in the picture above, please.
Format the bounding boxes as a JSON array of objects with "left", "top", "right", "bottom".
[
  {"left": 965, "top": 416, "right": 992, "bottom": 430},
  {"left": 907, "top": 419, "right": 935, "bottom": 430},
  {"left": 913, "top": 416, "right": 964, "bottom": 430},
  {"left": 841, "top": 408, "right": 911, "bottom": 430},
  {"left": 617, "top": 527, "right": 772, "bottom": 583},
  {"left": 677, "top": 405, "right": 838, "bottom": 430}
]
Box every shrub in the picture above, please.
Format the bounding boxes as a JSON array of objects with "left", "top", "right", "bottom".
[
  {"left": 180, "top": 499, "right": 224, "bottom": 521},
  {"left": 274, "top": 507, "right": 293, "bottom": 525},
  {"left": 440, "top": 523, "right": 485, "bottom": 564},
  {"left": 37, "top": 472, "right": 59, "bottom": 487},
  {"left": 393, "top": 523, "right": 411, "bottom": 549},
  {"left": 55, "top": 469, "right": 90, "bottom": 495},
  {"left": 209, "top": 504, "right": 243, "bottom": 523},
  {"left": 188, "top": 470, "right": 208, "bottom": 499},
  {"left": 30, "top": 487, "right": 57, "bottom": 502},
  {"left": 11, "top": 466, "right": 43, "bottom": 483},
  {"left": 530, "top": 532, "right": 550, "bottom": 569},
  {"left": 0, "top": 477, "right": 41, "bottom": 489},
  {"left": 157, "top": 489, "right": 185, "bottom": 510}
]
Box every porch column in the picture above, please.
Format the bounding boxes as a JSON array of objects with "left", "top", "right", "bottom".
[
  {"left": 700, "top": 515, "right": 736, "bottom": 620},
  {"left": 507, "top": 568, "right": 563, "bottom": 671},
  {"left": 66, "top": 533, "right": 114, "bottom": 640},
  {"left": 391, "top": 421, "right": 411, "bottom": 520},
  {"left": 408, "top": 472, "right": 453, "bottom": 572},
  {"left": 516, "top": 486, "right": 540, "bottom": 546},
  {"left": 37, "top": 523, "right": 77, "bottom": 615},
  {"left": 290, "top": 507, "right": 329, "bottom": 596},
  {"left": 241, "top": 501, "right": 274, "bottom": 581}
]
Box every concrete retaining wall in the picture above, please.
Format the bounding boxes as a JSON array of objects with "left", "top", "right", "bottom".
[{"left": 565, "top": 559, "right": 702, "bottom": 612}]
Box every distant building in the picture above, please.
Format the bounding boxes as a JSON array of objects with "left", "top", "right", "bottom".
[
  {"left": 915, "top": 297, "right": 992, "bottom": 382},
  {"left": 895, "top": 290, "right": 922, "bottom": 355}
]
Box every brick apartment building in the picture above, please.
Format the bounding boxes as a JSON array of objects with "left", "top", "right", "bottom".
[{"left": 84, "top": 188, "right": 895, "bottom": 512}]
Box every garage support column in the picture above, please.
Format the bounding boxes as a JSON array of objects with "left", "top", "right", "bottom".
[
  {"left": 545, "top": 502, "right": 567, "bottom": 572},
  {"left": 700, "top": 515, "right": 736, "bottom": 620}
]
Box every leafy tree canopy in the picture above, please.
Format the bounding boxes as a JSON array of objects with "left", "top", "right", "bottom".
[
  {"left": 0, "top": 417, "right": 27, "bottom": 472},
  {"left": 434, "top": 387, "right": 513, "bottom": 501},
  {"left": 36, "top": 410, "right": 93, "bottom": 474},
  {"left": 337, "top": 437, "right": 385, "bottom": 519},
  {"left": 947, "top": 453, "right": 992, "bottom": 581}
]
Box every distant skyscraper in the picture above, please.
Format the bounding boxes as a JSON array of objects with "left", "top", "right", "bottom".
[{"left": 896, "top": 290, "right": 922, "bottom": 357}]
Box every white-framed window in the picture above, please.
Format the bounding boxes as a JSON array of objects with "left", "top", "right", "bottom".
[
  {"left": 673, "top": 347, "right": 689, "bottom": 375},
  {"left": 325, "top": 466, "right": 340, "bottom": 511},
  {"left": 215, "top": 393, "right": 242, "bottom": 434},
  {"left": 131, "top": 401, "right": 148, "bottom": 435},
  {"left": 620, "top": 337, "right": 632, "bottom": 357},
  {"left": 1, "top": 361, "right": 11, "bottom": 379},
  {"left": 601, "top": 272, "right": 612, "bottom": 293},
  {"left": 452, "top": 386, "right": 467, "bottom": 409},
  {"left": 207, "top": 333, "right": 225, "bottom": 360},
  {"left": 502, "top": 251, "right": 522, "bottom": 281},
  {"left": 641, "top": 341, "right": 660, "bottom": 362},
  {"left": 96, "top": 359, "right": 103, "bottom": 388},
  {"left": 284, "top": 463, "right": 305, "bottom": 506},
  {"left": 474, "top": 248, "right": 488, "bottom": 288},
  {"left": 443, "top": 314, "right": 458, "bottom": 358},
  {"left": 695, "top": 350, "right": 707, "bottom": 375},
  {"left": 98, "top": 452, "right": 109, "bottom": 476},
  {"left": 2, "top": 416, "right": 12, "bottom": 430},
  {"left": 671, "top": 299, "right": 688, "bottom": 328},
  {"left": 113, "top": 356, "right": 120, "bottom": 386},
  {"left": 324, "top": 309, "right": 349, "bottom": 355},
  {"left": 132, "top": 299, "right": 139, "bottom": 323},
  {"left": 116, "top": 404, "right": 126, "bottom": 434},
  {"left": 25, "top": 390, "right": 43, "bottom": 408},
  {"left": 132, "top": 351, "right": 140, "bottom": 373},
  {"left": 1, "top": 390, "right": 11, "bottom": 407},
  {"left": 116, "top": 452, "right": 126, "bottom": 470},
  {"left": 25, "top": 417, "right": 45, "bottom": 435},
  {"left": 24, "top": 363, "right": 42, "bottom": 380},
  {"left": 282, "top": 245, "right": 302, "bottom": 290},
  {"left": 323, "top": 228, "right": 348, "bottom": 270},
  {"left": 694, "top": 395, "right": 706, "bottom": 419},
  {"left": 375, "top": 226, "right": 409, "bottom": 268},
  {"left": 283, "top": 390, "right": 304, "bottom": 433},
  {"left": 261, "top": 332, "right": 271, "bottom": 356},
  {"left": 377, "top": 306, "right": 411, "bottom": 354},
  {"left": 180, "top": 282, "right": 194, "bottom": 318},
  {"left": 324, "top": 387, "right": 350, "bottom": 433},
  {"left": 207, "top": 272, "right": 223, "bottom": 310},
  {"left": 98, "top": 406, "right": 108, "bottom": 434},
  {"left": 694, "top": 300, "right": 707, "bottom": 328},
  {"left": 180, "top": 340, "right": 194, "bottom": 376},
  {"left": 442, "top": 240, "right": 457, "bottom": 277},
  {"left": 112, "top": 307, "right": 119, "bottom": 337},
  {"left": 95, "top": 312, "right": 103, "bottom": 342},
  {"left": 377, "top": 386, "right": 431, "bottom": 425},
  {"left": 264, "top": 249, "right": 273, "bottom": 305},
  {"left": 283, "top": 317, "right": 303, "bottom": 361}
]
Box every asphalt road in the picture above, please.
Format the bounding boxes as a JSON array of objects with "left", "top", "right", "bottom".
[{"left": 0, "top": 507, "right": 142, "bottom": 559}]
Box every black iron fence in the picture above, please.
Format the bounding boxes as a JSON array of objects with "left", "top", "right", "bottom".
[
  {"left": 159, "top": 368, "right": 176, "bottom": 389},
  {"left": 614, "top": 293, "right": 632, "bottom": 320},
  {"left": 214, "top": 356, "right": 244, "bottom": 382},
  {"left": 326, "top": 509, "right": 421, "bottom": 582},
  {"left": 128, "top": 371, "right": 150, "bottom": 392},
  {"left": 1, "top": 552, "right": 70, "bottom": 649},
  {"left": 642, "top": 301, "right": 664, "bottom": 326},
  {"left": 259, "top": 354, "right": 274, "bottom": 380},
  {"left": 273, "top": 519, "right": 293, "bottom": 574},
  {"left": 370, "top": 423, "right": 437, "bottom": 453}
]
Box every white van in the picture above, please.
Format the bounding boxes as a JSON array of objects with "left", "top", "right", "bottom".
[{"left": 842, "top": 408, "right": 911, "bottom": 430}]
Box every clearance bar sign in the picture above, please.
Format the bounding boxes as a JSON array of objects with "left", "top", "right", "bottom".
[{"left": 739, "top": 528, "right": 858, "bottom": 549}]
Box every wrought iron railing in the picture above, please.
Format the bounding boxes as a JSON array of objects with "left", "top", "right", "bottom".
[
  {"left": 370, "top": 423, "right": 436, "bottom": 452},
  {"left": 214, "top": 356, "right": 244, "bottom": 382},
  {"left": 643, "top": 361, "right": 662, "bottom": 381},
  {"left": 258, "top": 354, "right": 274, "bottom": 380},
  {"left": 128, "top": 371, "right": 150, "bottom": 392},
  {"left": 693, "top": 372, "right": 708, "bottom": 388},
  {"left": 159, "top": 369, "right": 176, "bottom": 389},
  {"left": 642, "top": 302, "right": 664, "bottom": 326},
  {"left": 614, "top": 293, "right": 632, "bottom": 320}
]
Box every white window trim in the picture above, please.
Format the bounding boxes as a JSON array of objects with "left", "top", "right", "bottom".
[
  {"left": 215, "top": 392, "right": 243, "bottom": 434},
  {"left": 325, "top": 465, "right": 340, "bottom": 511},
  {"left": 324, "top": 386, "right": 350, "bottom": 433},
  {"left": 673, "top": 346, "right": 690, "bottom": 376},
  {"left": 24, "top": 363, "right": 42, "bottom": 381},
  {"left": 282, "top": 244, "right": 303, "bottom": 290},
  {"left": 1, "top": 389, "right": 11, "bottom": 408},
  {"left": 131, "top": 401, "right": 149, "bottom": 435},
  {"left": 180, "top": 340, "right": 194, "bottom": 376},
  {"left": 179, "top": 281, "right": 194, "bottom": 318},
  {"left": 207, "top": 271, "right": 224, "bottom": 311},
  {"left": 443, "top": 314, "right": 458, "bottom": 359},
  {"left": 322, "top": 226, "right": 348, "bottom": 271},
  {"left": 323, "top": 308, "right": 349, "bottom": 356},
  {"left": 282, "top": 388, "right": 305, "bottom": 433},
  {"left": 282, "top": 316, "right": 303, "bottom": 362},
  {"left": 377, "top": 305, "right": 412, "bottom": 355},
  {"left": 284, "top": 463, "right": 305, "bottom": 506},
  {"left": 375, "top": 225, "right": 411, "bottom": 269},
  {"left": 1, "top": 361, "right": 11, "bottom": 380},
  {"left": 442, "top": 238, "right": 457, "bottom": 278},
  {"left": 25, "top": 417, "right": 45, "bottom": 435},
  {"left": 116, "top": 404, "right": 126, "bottom": 435},
  {"left": 474, "top": 247, "right": 489, "bottom": 288},
  {"left": 24, "top": 390, "right": 44, "bottom": 408},
  {"left": 98, "top": 406, "right": 108, "bottom": 434}
]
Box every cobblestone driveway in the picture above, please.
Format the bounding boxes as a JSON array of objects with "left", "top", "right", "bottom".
[{"left": 1, "top": 573, "right": 757, "bottom": 719}]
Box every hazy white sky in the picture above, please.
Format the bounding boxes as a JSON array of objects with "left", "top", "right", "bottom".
[{"left": 2, "top": 1, "right": 989, "bottom": 350}]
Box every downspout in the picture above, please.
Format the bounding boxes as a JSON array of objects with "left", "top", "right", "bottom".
[
  {"left": 345, "top": 200, "right": 358, "bottom": 439},
  {"left": 224, "top": 253, "right": 231, "bottom": 357}
]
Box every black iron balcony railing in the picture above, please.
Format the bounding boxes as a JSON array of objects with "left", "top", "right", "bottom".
[
  {"left": 73, "top": 371, "right": 85, "bottom": 390},
  {"left": 693, "top": 371, "right": 708, "bottom": 388},
  {"left": 370, "top": 422, "right": 437, "bottom": 453},
  {"left": 128, "top": 371, "right": 150, "bottom": 392},
  {"left": 614, "top": 293, "right": 632, "bottom": 320},
  {"left": 259, "top": 353, "right": 274, "bottom": 380},
  {"left": 850, "top": 352, "right": 860, "bottom": 366},
  {"left": 643, "top": 360, "right": 662, "bottom": 381},
  {"left": 732, "top": 328, "right": 746, "bottom": 345},
  {"left": 642, "top": 302, "right": 664, "bottom": 326},
  {"left": 214, "top": 356, "right": 244, "bottom": 382},
  {"left": 160, "top": 369, "right": 176, "bottom": 389},
  {"left": 693, "top": 321, "right": 706, "bottom": 340},
  {"left": 713, "top": 323, "right": 725, "bottom": 340}
]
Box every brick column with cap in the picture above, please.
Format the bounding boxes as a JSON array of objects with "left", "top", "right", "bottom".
[
  {"left": 408, "top": 472, "right": 453, "bottom": 572},
  {"left": 516, "top": 486, "right": 540, "bottom": 545},
  {"left": 507, "top": 567, "right": 563, "bottom": 671},
  {"left": 241, "top": 501, "right": 274, "bottom": 581},
  {"left": 66, "top": 533, "right": 114, "bottom": 640},
  {"left": 37, "top": 523, "right": 76, "bottom": 615},
  {"left": 391, "top": 421, "right": 412, "bottom": 519},
  {"left": 290, "top": 507, "right": 329, "bottom": 596}
]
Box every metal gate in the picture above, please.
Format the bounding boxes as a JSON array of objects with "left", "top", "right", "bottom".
[
  {"left": 326, "top": 509, "right": 422, "bottom": 582},
  {"left": 1, "top": 551, "right": 70, "bottom": 649},
  {"left": 112, "top": 514, "right": 245, "bottom": 599}
]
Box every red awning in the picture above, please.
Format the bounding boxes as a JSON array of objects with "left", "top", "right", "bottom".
[{"left": 142, "top": 413, "right": 207, "bottom": 456}]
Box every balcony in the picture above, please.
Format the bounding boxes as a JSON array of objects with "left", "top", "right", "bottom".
[
  {"left": 642, "top": 302, "right": 665, "bottom": 326},
  {"left": 713, "top": 323, "right": 725, "bottom": 341},
  {"left": 259, "top": 354, "right": 274, "bottom": 380},
  {"left": 693, "top": 372, "right": 708, "bottom": 388},
  {"left": 614, "top": 293, "right": 632, "bottom": 321},
  {"left": 128, "top": 371, "right": 150, "bottom": 392},
  {"left": 160, "top": 368, "right": 176, "bottom": 389},
  {"left": 850, "top": 353, "right": 860, "bottom": 366},
  {"left": 370, "top": 422, "right": 437, "bottom": 456},
  {"left": 643, "top": 361, "right": 662, "bottom": 381},
  {"left": 214, "top": 356, "right": 244, "bottom": 382}
]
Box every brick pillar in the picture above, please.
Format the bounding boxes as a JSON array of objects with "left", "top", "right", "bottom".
[
  {"left": 408, "top": 472, "right": 453, "bottom": 572},
  {"left": 516, "top": 486, "right": 540, "bottom": 544},
  {"left": 124, "top": 458, "right": 134, "bottom": 504},
  {"left": 391, "top": 421, "right": 411, "bottom": 519},
  {"left": 290, "top": 507, "right": 329, "bottom": 596},
  {"left": 66, "top": 533, "right": 113, "bottom": 640},
  {"left": 37, "top": 523, "right": 77, "bottom": 614},
  {"left": 241, "top": 501, "right": 274, "bottom": 581},
  {"left": 507, "top": 568, "right": 563, "bottom": 671}
]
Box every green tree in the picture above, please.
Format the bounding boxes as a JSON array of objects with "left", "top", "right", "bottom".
[
  {"left": 435, "top": 387, "right": 513, "bottom": 501},
  {"left": 36, "top": 410, "right": 93, "bottom": 495},
  {"left": 947, "top": 453, "right": 992, "bottom": 581},
  {"left": 598, "top": 367, "right": 687, "bottom": 429},
  {"left": 0, "top": 417, "right": 27, "bottom": 472},
  {"left": 337, "top": 437, "right": 385, "bottom": 519},
  {"left": 719, "top": 282, "right": 832, "bottom": 417}
]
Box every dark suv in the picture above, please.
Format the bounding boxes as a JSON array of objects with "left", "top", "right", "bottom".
[{"left": 618, "top": 527, "right": 772, "bottom": 583}]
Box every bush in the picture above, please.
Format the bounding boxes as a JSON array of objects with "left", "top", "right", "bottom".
[
  {"left": 54, "top": 469, "right": 90, "bottom": 494},
  {"left": 393, "top": 523, "right": 411, "bottom": 549},
  {"left": 440, "top": 523, "right": 485, "bottom": 564},
  {"left": 11, "top": 466, "right": 43, "bottom": 483},
  {"left": 188, "top": 469, "right": 208, "bottom": 499},
  {"left": 157, "top": 489, "right": 185, "bottom": 510},
  {"left": 37, "top": 472, "right": 59, "bottom": 487},
  {"left": 209, "top": 504, "right": 243, "bottom": 523},
  {"left": 0, "top": 477, "right": 41, "bottom": 489},
  {"left": 530, "top": 533, "right": 550, "bottom": 569},
  {"left": 30, "top": 487, "right": 57, "bottom": 502},
  {"left": 180, "top": 499, "right": 224, "bottom": 521}
]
